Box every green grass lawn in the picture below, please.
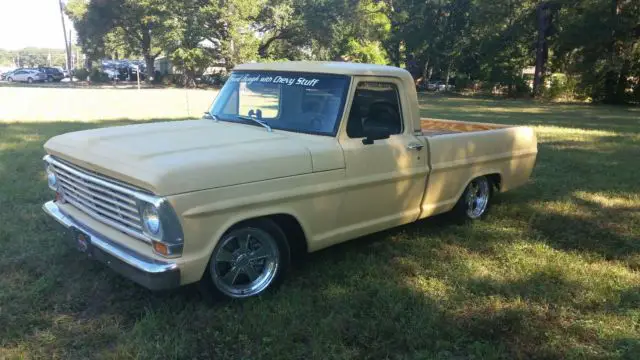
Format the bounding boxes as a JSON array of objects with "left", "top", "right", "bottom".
[{"left": 1, "top": 89, "right": 639, "bottom": 359}]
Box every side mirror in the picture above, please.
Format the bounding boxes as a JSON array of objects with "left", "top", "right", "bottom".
[{"left": 362, "top": 128, "right": 390, "bottom": 145}]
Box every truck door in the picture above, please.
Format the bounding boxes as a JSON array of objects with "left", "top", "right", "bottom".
[{"left": 336, "top": 78, "right": 429, "bottom": 238}]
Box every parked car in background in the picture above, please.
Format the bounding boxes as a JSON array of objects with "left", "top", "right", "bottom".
[
  {"left": 1, "top": 69, "right": 16, "bottom": 81},
  {"left": 427, "top": 81, "right": 455, "bottom": 92},
  {"left": 103, "top": 67, "right": 119, "bottom": 80},
  {"left": 55, "top": 67, "right": 69, "bottom": 78},
  {"left": 6, "top": 69, "right": 46, "bottom": 83},
  {"left": 37, "top": 67, "right": 65, "bottom": 82}
]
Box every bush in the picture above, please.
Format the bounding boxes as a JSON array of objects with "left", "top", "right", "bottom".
[
  {"left": 89, "top": 68, "right": 111, "bottom": 83},
  {"left": 544, "top": 74, "right": 585, "bottom": 101},
  {"left": 152, "top": 70, "right": 163, "bottom": 84},
  {"left": 74, "top": 68, "right": 89, "bottom": 81},
  {"left": 162, "top": 74, "right": 180, "bottom": 86},
  {"left": 512, "top": 76, "right": 531, "bottom": 97},
  {"left": 455, "top": 76, "right": 473, "bottom": 91},
  {"left": 194, "top": 71, "right": 229, "bottom": 87}
]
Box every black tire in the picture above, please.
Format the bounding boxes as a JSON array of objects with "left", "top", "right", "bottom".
[
  {"left": 7, "top": 77, "right": 13, "bottom": 82},
  {"left": 450, "top": 175, "right": 493, "bottom": 223},
  {"left": 47, "top": 75, "right": 53, "bottom": 82},
  {"left": 27, "top": 77, "right": 33, "bottom": 84},
  {"left": 199, "top": 218, "right": 291, "bottom": 300}
]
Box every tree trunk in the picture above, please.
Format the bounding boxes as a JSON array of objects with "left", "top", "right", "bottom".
[
  {"left": 140, "top": 28, "right": 156, "bottom": 83},
  {"left": 533, "top": 3, "right": 550, "bottom": 97},
  {"left": 144, "top": 55, "right": 155, "bottom": 83},
  {"left": 422, "top": 57, "right": 430, "bottom": 81},
  {"left": 418, "top": 57, "right": 430, "bottom": 88},
  {"left": 603, "top": 0, "right": 623, "bottom": 104},
  {"left": 444, "top": 61, "right": 452, "bottom": 91},
  {"left": 614, "top": 60, "right": 630, "bottom": 104},
  {"left": 393, "top": 41, "right": 401, "bottom": 67}
]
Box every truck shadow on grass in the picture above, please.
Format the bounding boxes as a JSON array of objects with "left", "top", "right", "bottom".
[{"left": 1, "top": 119, "right": 639, "bottom": 359}]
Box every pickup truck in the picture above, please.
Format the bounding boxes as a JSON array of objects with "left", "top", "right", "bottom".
[{"left": 42, "top": 61, "right": 537, "bottom": 299}]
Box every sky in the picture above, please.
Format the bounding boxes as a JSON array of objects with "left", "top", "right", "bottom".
[{"left": 0, "top": 0, "right": 74, "bottom": 50}]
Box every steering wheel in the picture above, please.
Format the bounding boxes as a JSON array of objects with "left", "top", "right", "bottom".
[{"left": 308, "top": 114, "right": 326, "bottom": 131}]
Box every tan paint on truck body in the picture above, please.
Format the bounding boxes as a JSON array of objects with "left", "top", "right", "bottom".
[{"left": 44, "top": 61, "right": 538, "bottom": 286}]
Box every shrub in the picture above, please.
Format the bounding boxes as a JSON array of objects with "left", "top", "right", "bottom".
[
  {"left": 89, "top": 68, "right": 111, "bottom": 83},
  {"left": 74, "top": 68, "right": 89, "bottom": 81},
  {"left": 544, "top": 74, "right": 586, "bottom": 101},
  {"left": 152, "top": 70, "right": 163, "bottom": 84},
  {"left": 513, "top": 76, "right": 531, "bottom": 97}
]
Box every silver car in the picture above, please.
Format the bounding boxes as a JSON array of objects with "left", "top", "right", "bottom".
[{"left": 6, "top": 69, "right": 47, "bottom": 83}]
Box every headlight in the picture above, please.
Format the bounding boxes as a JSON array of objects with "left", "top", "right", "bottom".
[
  {"left": 142, "top": 202, "right": 162, "bottom": 236},
  {"left": 46, "top": 165, "right": 58, "bottom": 191},
  {"left": 139, "top": 199, "right": 183, "bottom": 257}
]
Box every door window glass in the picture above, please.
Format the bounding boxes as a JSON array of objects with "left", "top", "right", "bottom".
[{"left": 346, "top": 82, "right": 403, "bottom": 138}]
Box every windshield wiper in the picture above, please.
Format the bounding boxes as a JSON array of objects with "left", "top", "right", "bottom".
[
  {"left": 206, "top": 109, "right": 220, "bottom": 122},
  {"left": 203, "top": 111, "right": 219, "bottom": 122},
  {"left": 238, "top": 115, "right": 272, "bottom": 132}
]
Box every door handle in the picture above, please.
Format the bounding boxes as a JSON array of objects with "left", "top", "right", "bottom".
[{"left": 407, "top": 143, "right": 424, "bottom": 151}]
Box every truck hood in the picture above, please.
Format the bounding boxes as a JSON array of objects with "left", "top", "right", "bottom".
[{"left": 44, "top": 120, "right": 343, "bottom": 195}]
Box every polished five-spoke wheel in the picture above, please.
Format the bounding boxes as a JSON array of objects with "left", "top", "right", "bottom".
[
  {"left": 452, "top": 175, "right": 493, "bottom": 221},
  {"left": 465, "top": 177, "right": 490, "bottom": 219},
  {"left": 203, "top": 219, "right": 290, "bottom": 299}
]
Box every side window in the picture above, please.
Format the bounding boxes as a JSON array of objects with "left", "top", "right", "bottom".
[{"left": 346, "top": 81, "right": 403, "bottom": 138}]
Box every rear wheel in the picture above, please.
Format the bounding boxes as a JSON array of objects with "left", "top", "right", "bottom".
[
  {"left": 451, "top": 175, "right": 493, "bottom": 221},
  {"left": 47, "top": 75, "right": 53, "bottom": 82},
  {"left": 201, "top": 218, "right": 290, "bottom": 300},
  {"left": 27, "top": 77, "right": 33, "bottom": 84}
]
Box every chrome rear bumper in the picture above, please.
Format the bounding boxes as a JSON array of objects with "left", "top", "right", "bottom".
[{"left": 43, "top": 201, "right": 180, "bottom": 290}]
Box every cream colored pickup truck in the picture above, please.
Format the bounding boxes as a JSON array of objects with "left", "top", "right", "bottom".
[{"left": 42, "top": 62, "right": 537, "bottom": 299}]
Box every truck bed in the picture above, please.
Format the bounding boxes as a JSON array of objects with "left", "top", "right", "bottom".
[{"left": 421, "top": 118, "right": 506, "bottom": 136}]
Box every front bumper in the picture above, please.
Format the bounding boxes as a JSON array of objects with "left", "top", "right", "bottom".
[{"left": 43, "top": 201, "right": 180, "bottom": 290}]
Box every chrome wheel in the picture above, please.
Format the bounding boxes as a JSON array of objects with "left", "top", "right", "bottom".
[
  {"left": 210, "top": 227, "right": 280, "bottom": 298},
  {"left": 465, "top": 177, "right": 490, "bottom": 219}
]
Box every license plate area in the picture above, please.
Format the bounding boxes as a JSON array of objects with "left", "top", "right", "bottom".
[{"left": 71, "top": 227, "right": 92, "bottom": 253}]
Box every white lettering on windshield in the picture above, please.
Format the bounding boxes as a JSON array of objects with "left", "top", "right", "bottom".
[
  {"left": 296, "top": 77, "right": 319, "bottom": 86},
  {"left": 273, "top": 76, "right": 296, "bottom": 86},
  {"left": 229, "top": 73, "right": 321, "bottom": 87}
]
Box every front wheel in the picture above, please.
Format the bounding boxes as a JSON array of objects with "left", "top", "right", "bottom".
[
  {"left": 27, "top": 77, "right": 33, "bottom": 83},
  {"left": 201, "top": 218, "right": 290, "bottom": 300},
  {"left": 7, "top": 77, "right": 13, "bottom": 82},
  {"left": 451, "top": 176, "right": 493, "bottom": 222}
]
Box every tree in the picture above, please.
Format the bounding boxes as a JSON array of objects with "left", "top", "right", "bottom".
[
  {"left": 67, "top": 0, "right": 173, "bottom": 80},
  {"left": 552, "top": 0, "right": 640, "bottom": 103}
]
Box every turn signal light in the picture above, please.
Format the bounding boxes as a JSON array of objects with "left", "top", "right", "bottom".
[{"left": 152, "top": 241, "right": 169, "bottom": 256}]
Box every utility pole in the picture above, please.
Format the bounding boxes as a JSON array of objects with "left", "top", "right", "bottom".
[{"left": 58, "top": 0, "right": 73, "bottom": 81}]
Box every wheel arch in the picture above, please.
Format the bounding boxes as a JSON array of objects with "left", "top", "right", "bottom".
[
  {"left": 222, "top": 213, "right": 309, "bottom": 260},
  {"left": 454, "top": 171, "right": 502, "bottom": 205},
  {"left": 208, "top": 210, "right": 309, "bottom": 262}
]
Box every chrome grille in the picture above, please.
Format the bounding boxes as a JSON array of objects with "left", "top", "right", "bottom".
[{"left": 49, "top": 158, "right": 148, "bottom": 241}]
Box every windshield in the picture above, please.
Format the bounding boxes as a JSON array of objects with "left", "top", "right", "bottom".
[{"left": 209, "top": 71, "right": 350, "bottom": 136}]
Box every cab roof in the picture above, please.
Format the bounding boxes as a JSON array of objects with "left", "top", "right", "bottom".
[{"left": 234, "top": 61, "right": 412, "bottom": 79}]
